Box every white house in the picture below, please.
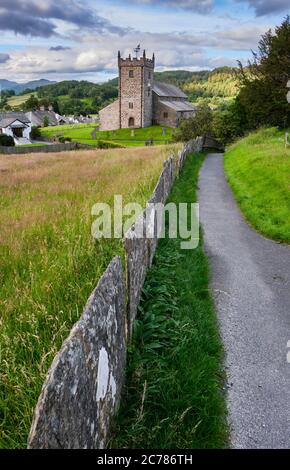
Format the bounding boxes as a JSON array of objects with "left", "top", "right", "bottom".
[{"left": 0, "top": 112, "right": 32, "bottom": 145}]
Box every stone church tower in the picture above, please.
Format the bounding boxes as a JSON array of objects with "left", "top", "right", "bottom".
[
  {"left": 118, "top": 50, "right": 155, "bottom": 128},
  {"left": 99, "top": 49, "right": 195, "bottom": 131}
]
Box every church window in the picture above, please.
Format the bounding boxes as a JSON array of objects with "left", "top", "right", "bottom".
[
  {"left": 148, "top": 72, "right": 151, "bottom": 79},
  {"left": 129, "top": 70, "right": 134, "bottom": 78},
  {"left": 129, "top": 102, "right": 134, "bottom": 109},
  {"left": 163, "top": 112, "right": 168, "bottom": 119}
]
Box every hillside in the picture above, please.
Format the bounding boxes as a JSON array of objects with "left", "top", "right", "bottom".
[
  {"left": 0, "top": 79, "right": 55, "bottom": 94},
  {"left": 224, "top": 127, "right": 290, "bottom": 242},
  {"left": 4, "top": 67, "right": 239, "bottom": 114}
]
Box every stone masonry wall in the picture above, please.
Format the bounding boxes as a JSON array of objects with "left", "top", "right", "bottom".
[
  {"left": 99, "top": 100, "right": 120, "bottom": 131},
  {"left": 27, "top": 138, "right": 203, "bottom": 449}
]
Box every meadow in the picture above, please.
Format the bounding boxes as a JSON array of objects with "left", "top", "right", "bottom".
[
  {"left": 0, "top": 145, "right": 177, "bottom": 448},
  {"left": 40, "top": 124, "right": 173, "bottom": 147},
  {"left": 7, "top": 93, "right": 34, "bottom": 108},
  {"left": 224, "top": 127, "right": 290, "bottom": 243}
]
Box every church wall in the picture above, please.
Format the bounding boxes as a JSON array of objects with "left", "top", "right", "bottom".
[{"left": 99, "top": 100, "right": 120, "bottom": 131}]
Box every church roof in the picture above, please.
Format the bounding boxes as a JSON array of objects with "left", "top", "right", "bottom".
[
  {"left": 159, "top": 99, "right": 196, "bottom": 112},
  {"left": 153, "top": 81, "right": 188, "bottom": 99}
]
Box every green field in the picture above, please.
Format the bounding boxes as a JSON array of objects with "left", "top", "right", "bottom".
[
  {"left": 0, "top": 145, "right": 176, "bottom": 448},
  {"left": 224, "top": 127, "right": 290, "bottom": 243},
  {"left": 7, "top": 93, "right": 34, "bottom": 108},
  {"left": 113, "top": 152, "right": 228, "bottom": 449},
  {"left": 40, "top": 124, "right": 173, "bottom": 147},
  {"left": 40, "top": 123, "right": 98, "bottom": 145}
]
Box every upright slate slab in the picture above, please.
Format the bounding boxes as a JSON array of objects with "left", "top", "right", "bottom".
[
  {"left": 124, "top": 214, "right": 149, "bottom": 337},
  {"left": 28, "top": 257, "right": 126, "bottom": 449}
]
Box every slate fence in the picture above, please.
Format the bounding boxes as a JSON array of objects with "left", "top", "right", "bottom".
[
  {"left": 0, "top": 142, "right": 92, "bottom": 155},
  {"left": 27, "top": 137, "right": 204, "bottom": 449}
]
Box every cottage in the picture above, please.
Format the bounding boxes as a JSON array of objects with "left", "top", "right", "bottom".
[
  {"left": 26, "top": 109, "right": 62, "bottom": 127},
  {"left": 0, "top": 112, "right": 32, "bottom": 144},
  {"left": 99, "top": 50, "right": 196, "bottom": 131}
]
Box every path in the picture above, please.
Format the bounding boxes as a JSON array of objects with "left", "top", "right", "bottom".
[{"left": 198, "top": 153, "right": 290, "bottom": 449}]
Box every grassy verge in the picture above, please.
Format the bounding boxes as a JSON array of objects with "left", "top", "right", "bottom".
[
  {"left": 224, "top": 127, "right": 290, "bottom": 243},
  {"left": 112, "top": 152, "right": 228, "bottom": 449},
  {"left": 0, "top": 146, "right": 176, "bottom": 448}
]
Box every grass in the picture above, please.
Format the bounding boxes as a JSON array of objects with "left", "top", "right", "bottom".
[
  {"left": 18, "top": 143, "right": 49, "bottom": 148},
  {"left": 112, "top": 152, "right": 228, "bottom": 449},
  {"left": 7, "top": 93, "right": 34, "bottom": 108},
  {"left": 0, "top": 145, "right": 179, "bottom": 448},
  {"left": 224, "top": 127, "right": 290, "bottom": 243},
  {"left": 40, "top": 124, "right": 173, "bottom": 148},
  {"left": 40, "top": 123, "right": 98, "bottom": 145}
]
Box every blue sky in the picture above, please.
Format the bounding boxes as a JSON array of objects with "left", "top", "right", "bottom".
[{"left": 0, "top": 0, "right": 289, "bottom": 83}]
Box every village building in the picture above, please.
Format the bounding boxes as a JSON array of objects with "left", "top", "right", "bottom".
[
  {"left": 0, "top": 112, "right": 32, "bottom": 144},
  {"left": 26, "top": 108, "right": 61, "bottom": 127},
  {"left": 99, "top": 50, "right": 196, "bottom": 131}
]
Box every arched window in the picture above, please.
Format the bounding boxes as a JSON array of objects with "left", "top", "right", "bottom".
[{"left": 128, "top": 117, "right": 135, "bottom": 127}]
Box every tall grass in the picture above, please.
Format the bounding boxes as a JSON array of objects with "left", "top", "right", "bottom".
[
  {"left": 112, "top": 152, "right": 228, "bottom": 449},
  {"left": 0, "top": 146, "right": 176, "bottom": 448},
  {"left": 224, "top": 127, "right": 290, "bottom": 242}
]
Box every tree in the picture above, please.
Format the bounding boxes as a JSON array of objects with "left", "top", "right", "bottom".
[
  {"left": 43, "top": 116, "right": 49, "bottom": 128},
  {"left": 173, "top": 104, "right": 213, "bottom": 142},
  {"left": 237, "top": 16, "right": 290, "bottom": 129},
  {"left": 213, "top": 98, "right": 248, "bottom": 145},
  {"left": 23, "top": 95, "right": 39, "bottom": 111}
]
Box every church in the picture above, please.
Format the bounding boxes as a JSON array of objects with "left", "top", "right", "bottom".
[{"left": 99, "top": 50, "right": 196, "bottom": 131}]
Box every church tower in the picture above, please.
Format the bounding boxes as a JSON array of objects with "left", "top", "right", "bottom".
[{"left": 118, "top": 49, "right": 155, "bottom": 128}]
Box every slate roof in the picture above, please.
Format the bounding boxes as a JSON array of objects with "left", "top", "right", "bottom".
[
  {"left": 159, "top": 99, "right": 196, "bottom": 112},
  {"left": 0, "top": 112, "right": 30, "bottom": 128},
  {"left": 26, "top": 110, "right": 59, "bottom": 127},
  {"left": 153, "top": 81, "right": 188, "bottom": 99}
]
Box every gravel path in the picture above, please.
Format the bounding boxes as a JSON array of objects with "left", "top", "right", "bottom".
[{"left": 198, "top": 153, "right": 290, "bottom": 449}]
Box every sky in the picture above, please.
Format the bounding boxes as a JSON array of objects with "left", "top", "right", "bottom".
[{"left": 0, "top": 0, "right": 289, "bottom": 83}]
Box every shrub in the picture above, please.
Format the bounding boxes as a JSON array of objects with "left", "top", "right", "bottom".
[
  {"left": 0, "top": 135, "right": 15, "bottom": 147},
  {"left": 212, "top": 99, "right": 248, "bottom": 145},
  {"left": 30, "top": 126, "right": 41, "bottom": 140},
  {"left": 97, "top": 140, "right": 125, "bottom": 149},
  {"left": 173, "top": 104, "right": 213, "bottom": 142}
]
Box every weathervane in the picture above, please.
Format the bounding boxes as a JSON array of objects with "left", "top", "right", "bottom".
[{"left": 134, "top": 44, "right": 141, "bottom": 59}]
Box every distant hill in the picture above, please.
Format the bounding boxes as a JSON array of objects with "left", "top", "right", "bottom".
[
  {"left": 0, "top": 79, "right": 56, "bottom": 94},
  {"left": 4, "top": 68, "right": 239, "bottom": 114}
]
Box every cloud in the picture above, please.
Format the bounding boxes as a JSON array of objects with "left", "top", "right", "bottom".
[
  {"left": 0, "top": 53, "right": 10, "bottom": 63},
  {"left": 131, "top": 0, "right": 213, "bottom": 13},
  {"left": 235, "top": 0, "right": 290, "bottom": 16},
  {"left": 49, "top": 46, "right": 72, "bottom": 51},
  {"left": 0, "top": 0, "right": 125, "bottom": 37},
  {"left": 216, "top": 25, "right": 268, "bottom": 49}
]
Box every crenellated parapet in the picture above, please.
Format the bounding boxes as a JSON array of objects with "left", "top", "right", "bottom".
[{"left": 118, "top": 50, "right": 155, "bottom": 68}]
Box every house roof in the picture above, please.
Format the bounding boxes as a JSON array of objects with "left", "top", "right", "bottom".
[
  {"left": 153, "top": 81, "right": 188, "bottom": 99},
  {"left": 0, "top": 112, "right": 30, "bottom": 128},
  {"left": 159, "top": 99, "right": 196, "bottom": 112},
  {"left": 26, "top": 110, "right": 60, "bottom": 127}
]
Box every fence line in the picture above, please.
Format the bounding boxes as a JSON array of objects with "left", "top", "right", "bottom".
[
  {"left": 27, "top": 137, "right": 203, "bottom": 449},
  {"left": 0, "top": 142, "right": 92, "bottom": 155}
]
